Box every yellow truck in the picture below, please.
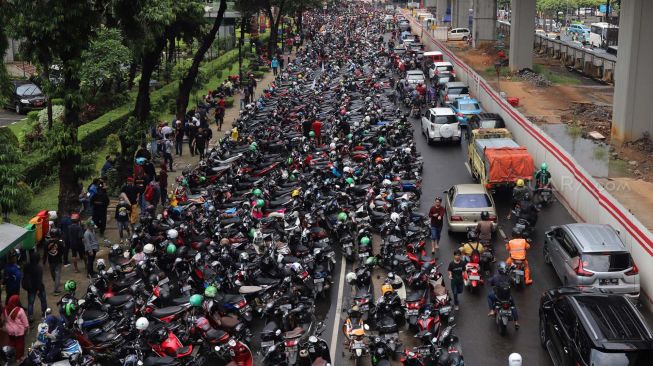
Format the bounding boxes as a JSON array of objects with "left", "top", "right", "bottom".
[{"left": 467, "top": 128, "right": 535, "bottom": 192}]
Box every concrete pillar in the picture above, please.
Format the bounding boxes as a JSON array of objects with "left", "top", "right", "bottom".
[
  {"left": 612, "top": 0, "right": 653, "bottom": 144},
  {"left": 453, "top": 0, "right": 471, "bottom": 29},
  {"left": 508, "top": 0, "right": 536, "bottom": 72},
  {"left": 472, "top": 0, "right": 496, "bottom": 48},
  {"left": 436, "top": 0, "right": 449, "bottom": 25}
]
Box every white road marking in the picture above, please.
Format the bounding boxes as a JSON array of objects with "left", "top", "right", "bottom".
[
  {"left": 330, "top": 253, "right": 347, "bottom": 362},
  {"left": 499, "top": 228, "right": 506, "bottom": 239}
]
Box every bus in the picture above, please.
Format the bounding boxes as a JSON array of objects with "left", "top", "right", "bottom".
[{"left": 589, "top": 22, "right": 619, "bottom": 49}]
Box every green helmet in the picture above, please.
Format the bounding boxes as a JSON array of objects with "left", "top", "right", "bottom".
[
  {"left": 347, "top": 133, "right": 353, "bottom": 140},
  {"left": 345, "top": 177, "right": 355, "bottom": 185},
  {"left": 252, "top": 188, "right": 263, "bottom": 197},
  {"left": 199, "top": 176, "right": 206, "bottom": 183},
  {"left": 309, "top": 131, "right": 316, "bottom": 137},
  {"left": 248, "top": 228, "right": 256, "bottom": 238},
  {"left": 249, "top": 143, "right": 258, "bottom": 151},
  {"left": 189, "top": 294, "right": 203, "bottom": 307},
  {"left": 64, "top": 280, "right": 77, "bottom": 292},
  {"left": 287, "top": 157, "right": 293, "bottom": 165},
  {"left": 337, "top": 212, "right": 347, "bottom": 222},
  {"left": 256, "top": 199, "right": 265, "bottom": 208},
  {"left": 64, "top": 302, "right": 76, "bottom": 317},
  {"left": 204, "top": 285, "right": 217, "bottom": 298},
  {"left": 365, "top": 256, "right": 378, "bottom": 266},
  {"left": 289, "top": 174, "right": 296, "bottom": 181},
  {"left": 540, "top": 162, "right": 548, "bottom": 171},
  {"left": 360, "top": 236, "right": 370, "bottom": 245},
  {"left": 166, "top": 243, "right": 176, "bottom": 255},
  {"left": 378, "top": 136, "right": 386, "bottom": 144}
]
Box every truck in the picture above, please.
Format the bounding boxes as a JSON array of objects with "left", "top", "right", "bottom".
[{"left": 467, "top": 128, "right": 535, "bottom": 192}]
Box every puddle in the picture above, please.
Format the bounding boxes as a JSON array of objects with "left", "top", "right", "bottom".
[{"left": 538, "top": 123, "right": 611, "bottom": 178}]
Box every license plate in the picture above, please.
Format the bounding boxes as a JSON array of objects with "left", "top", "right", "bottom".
[
  {"left": 360, "top": 253, "right": 369, "bottom": 258},
  {"left": 600, "top": 279, "right": 619, "bottom": 285},
  {"left": 439, "top": 306, "right": 451, "bottom": 313},
  {"left": 314, "top": 278, "right": 324, "bottom": 283},
  {"left": 406, "top": 309, "right": 418, "bottom": 315},
  {"left": 469, "top": 275, "right": 480, "bottom": 281},
  {"left": 280, "top": 304, "right": 292, "bottom": 311},
  {"left": 516, "top": 224, "right": 525, "bottom": 230},
  {"left": 261, "top": 340, "right": 274, "bottom": 348},
  {"left": 286, "top": 346, "right": 298, "bottom": 351},
  {"left": 182, "top": 285, "right": 191, "bottom": 292},
  {"left": 34, "top": 101, "right": 44, "bottom": 106},
  {"left": 513, "top": 270, "right": 524, "bottom": 275}
]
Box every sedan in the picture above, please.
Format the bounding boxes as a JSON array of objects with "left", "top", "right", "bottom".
[
  {"left": 447, "top": 28, "right": 471, "bottom": 41},
  {"left": 8, "top": 81, "right": 46, "bottom": 114},
  {"left": 444, "top": 184, "right": 497, "bottom": 233},
  {"left": 449, "top": 98, "right": 482, "bottom": 126}
]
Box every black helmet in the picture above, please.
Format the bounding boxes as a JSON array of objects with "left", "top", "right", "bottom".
[
  {"left": 0, "top": 346, "right": 15, "bottom": 362},
  {"left": 481, "top": 211, "right": 489, "bottom": 220},
  {"left": 49, "top": 228, "right": 61, "bottom": 238},
  {"left": 497, "top": 261, "right": 508, "bottom": 274},
  {"left": 177, "top": 246, "right": 189, "bottom": 258}
]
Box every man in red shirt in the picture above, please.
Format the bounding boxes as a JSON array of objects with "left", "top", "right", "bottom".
[
  {"left": 428, "top": 197, "right": 446, "bottom": 254},
  {"left": 311, "top": 119, "right": 323, "bottom": 145}
]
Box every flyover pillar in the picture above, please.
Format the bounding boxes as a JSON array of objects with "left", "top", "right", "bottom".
[
  {"left": 436, "top": 0, "right": 449, "bottom": 26},
  {"left": 508, "top": 0, "right": 536, "bottom": 72},
  {"left": 472, "top": 0, "right": 496, "bottom": 48},
  {"left": 612, "top": 0, "right": 653, "bottom": 144},
  {"left": 452, "top": 0, "right": 471, "bottom": 29}
]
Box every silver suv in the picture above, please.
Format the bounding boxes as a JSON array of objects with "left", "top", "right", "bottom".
[{"left": 543, "top": 224, "right": 640, "bottom": 299}]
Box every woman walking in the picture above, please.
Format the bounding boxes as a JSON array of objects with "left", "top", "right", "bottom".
[{"left": 1, "top": 295, "right": 29, "bottom": 360}]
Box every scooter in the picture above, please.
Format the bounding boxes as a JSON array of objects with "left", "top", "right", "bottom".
[{"left": 462, "top": 252, "right": 484, "bottom": 293}]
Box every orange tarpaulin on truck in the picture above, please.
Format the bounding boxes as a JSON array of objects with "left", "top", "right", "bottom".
[{"left": 484, "top": 147, "right": 535, "bottom": 184}]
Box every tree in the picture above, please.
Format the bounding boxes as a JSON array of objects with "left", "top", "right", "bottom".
[
  {"left": 0, "top": 129, "right": 23, "bottom": 222},
  {"left": 235, "top": 0, "right": 267, "bottom": 79},
  {"left": 286, "top": 0, "right": 321, "bottom": 42},
  {"left": 80, "top": 27, "right": 132, "bottom": 98},
  {"left": 0, "top": 7, "right": 12, "bottom": 109},
  {"left": 175, "top": 0, "right": 227, "bottom": 121},
  {"left": 9, "top": 0, "right": 103, "bottom": 214},
  {"left": 264, "top": 0, "right": 288, "bottom": 59}
]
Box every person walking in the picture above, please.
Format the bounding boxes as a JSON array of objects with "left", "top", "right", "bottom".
[
  {"left": 83, "top": 220, "right": 99, "bottom": 278},
  {"left": 428, "top": 197, "right": 445, "bottom": 254},
  {"left": 214, "top": 104, "right": 225, "bottom": 131},
  {"left": 271, "top": 57, "right": 279, "bottom": 76},
  {"left": 115, "top": 196, "right": 131, "bottom": 240},
  {"left": 121, "top": 178, "right": 140, "bottom": 230},
  {"left": 239, "top": 88, "right": 246, "bottom": 110},
  {"left": 1, "top": 295, "right": 29, "bottom": 360},
  {"left": 162, "top": 133, "right": 174, "bottom": 172},
  {"left": 193, "top": 128, "right": 207, "bottom": 160},
  {"left": 22, "top": 252, "right": 47, "bottom": 323},
  {"left": 90, "top": 182, "right": 109, "bottom": 236},
  {"left": 44, "top": 228, "right": 64, "bottom": 295},
  {"left": 2, "top": 252, "right": 22, "bottom": 304},
  {"left": 68, "top": 213, "right": 84, "bottom": 273},
  {"left": 59, "top": 211, "right": 72, "bottom": 267},
  {"left": 448, "top": 250, "right": 466, "bottom": 311},
  {"left": 188, "top": 119, "right": 198, "bottom": 157},
  {"left": 174, "top": 120, "right": 184, "bottom": 156}
]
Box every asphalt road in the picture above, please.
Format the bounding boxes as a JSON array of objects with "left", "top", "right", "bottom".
[{"left": 0, "top": 107, "right": 23, "bottom": 127}]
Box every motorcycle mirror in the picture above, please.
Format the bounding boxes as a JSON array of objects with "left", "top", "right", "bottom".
[
  {"left": 275, "top": 329, "right": 282, "bottom": 336},
  {"left": 214, "top": 346, "right": 221, "bottom": 352},
  {"left": 309, "top": 336, "right": 318, "bottom": 343},
  {"left": 364, "top": 324, "right": 370, "bottom": 331},
  {"left": 137, "top": 361, "right": 143, "bottom": 366}
]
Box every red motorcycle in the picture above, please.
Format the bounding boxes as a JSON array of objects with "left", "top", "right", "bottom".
[
  {"left": 415, "top": 308, "right": 441, "bottom": 344},
  {"left": 406, "top": 241, "right": 436, "bottom": 269},
  {"left": 193, "top": 317, "right": 253, "bottom": 366},
  {"left": 147, "top": 325, "right": 193, "bottom": 359},
  {"left": 462, "top": 251, "right": 484, "bottom": 293}
]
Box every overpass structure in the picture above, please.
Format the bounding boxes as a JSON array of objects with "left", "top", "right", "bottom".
[{"left": 429, "top": 0, "right": 652, "bottom": 146}]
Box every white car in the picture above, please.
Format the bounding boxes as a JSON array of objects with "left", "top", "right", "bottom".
[
  {"left": 421, "top": 107, "right": 461, "bottom": 144},
  {"left": 448, "top": 28, "right": 471, "bottom": 41},
  {"left": 405, "top": 70, "right": 426, "bottom": 85},
  {"left": 428, "top": 61, "right": 455, "bottom": 79}
]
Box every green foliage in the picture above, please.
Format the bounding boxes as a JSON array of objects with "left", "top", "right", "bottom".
[
  {"left": 27, "top": 111, "right": 40, "bottom": 123},
  {"left": 74, "top": 151, "right": 98, "bottom": 180},
  {"left": 106, "top": 134, "right": 121, "bottom": 156},
  {"left": 251, "top": 71, "right": 265, "bottom": 79},
  {"left": 42, "top": 122, "right": 82, "bottom": 162},
  {"left": 80, "top": 27, "right": 131, "bottom": 92},
  {"left": 38, "top": 105, "right": 65, "bottom": 128},
  {"left": 224, "top": 96, "right": 234, "bottom": 108},
  {"left": 0, "top": 128, "right": 26, "bottom": 217},
  {"left": 51, "top": 98, "right": 64, "bottom": 105},
  {"left": 15, "top": 182, "right": 34, "bottom": 215}
]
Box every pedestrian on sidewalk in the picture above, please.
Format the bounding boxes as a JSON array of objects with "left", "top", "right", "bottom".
[
  {"left": 175, "top": 120, "right": 184, "bottom": 156},
  {"left": 215, "top": 104, "right": 225, "bottom": 130},
  {"left": 428, "top": 197, "right": 445, "bottom": 253},
  {"left": 44, "top": 228, "right": 64, "bottom": 295},
  {"left": 448, "top": 250, "right": 466, "bottom": 311},
  {"left": 2, "top": 251, "right": 21, "bottom": 304},
  {"left": 188, "top": 119, "right": 198, "bottom": 157},
  {"left": 22, "top": 252, "right": 47, "bottom": 322},
  {"left": 143, "top": 179, "right": 160, "bottom": 211},
  {"left": 239, "top": 88, "right": 246, "bottom": 110},
  {"left": 59, "top": 211, "right": 72, "bottom": 267},
  {"left": 90, "top": 182, "right": 109, "bottom": 237},
  {"left": 162, "top": 133, "right": 174, "bottom": 171},
  {"left": 271, "top": 57, "right": 279, "bottom": 76},
  {"left": 115, "top": 196, "right": 131, "bottom": 240},
  {"left": 193, "top": 128, "right": 207, "bottom": 160},
  {"left": 1, "top": 294, "right": 29, "bottom": 360},
  {"left": 121, "top": 177, "right": 140, "bottom": 229},
  {"left": 83, "top": 220, "right": 99, "bottom": 278},
  {"left": 68, "top": 213, "right": 84, "bottom": 273},
  {"left": 158, "top": 164, "right": 168, "bottom": 207}
]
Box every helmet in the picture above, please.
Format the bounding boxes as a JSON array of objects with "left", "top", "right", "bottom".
[
  {"left": 330, "top": 142, "right": 336, "bottom": 150},
  {"left": 135, "top": 317, "right": 149, "bottom": 331},
  {"left": 240, "top": 252, "right": 249, "bottom": 262},
  {"left": 508, "top": 353, "right": 522, "bottom": 366},
  {"left": 49, "top": 228, "right": 61, "bottom": 238},
  {"left": 337, "top": 212, "right": 347, "bottom": 222},
  {"left": 64, "top": 280, "right": 76, "bottom": 292},
  {"left": 516, "top": 179, "right": 524, "bottom": 187},
  {"left": 291, "top": 189, "right": 301, "bottom": 198},
  {"left": 0, "top": 346, "right": 16, "bottom": 362},
  {"left": 309, "top": 131, "right": 316, "bottom": 137},
  {"left": 381, "top": 284, "right": 394, "bottom": 296},
  {"left": 347, "top": 133, "right": 353, "bottom": 140},
  {"left": 143, "top": 243, "right": 155, "bottom": 254},
  {"left": 387, "top": 272, "right": 395, "bottom": 281},
  {"left": 252, "top": 188, "right": 263, "bottom": 197},
  {"left": 365, "top": 256, "right": 378, "bottom": 266},
  {"left": 360, "top": 236, "right": 370, "bottom": 245},
  {"left": 390, "top": 212, "right": 400, "bottom": 222},
  {"left": 375, "top": 157, "right": 383, "bottom": 165},
  {"left": 540, "top": 162, "right": 548, "bottom": 171},
  {"left": 345, "top": 272, "right": 357, "bottom": 284},
  {"left": 345, "top": 177, "right": 355, "bottom": 185},
  {"left": 189, "top": 294, "right": 203, "bottom": 307},
  {"left": 96, "top": 259, "right": 106, "bottom": 271},
  {"left": 64, "top": 302, "right": 76, "bottom": 317},
  {"left": 167, "top": 229, "right": 178, "bottom": 239},
  {"left": 256, "top": 199, "right": 265, "bottom": 208},
  {"left": 343, "top": 166, "right": 352, "bottom": 174},
  {"left": 481, "top": 211, "right": 489, "bottom": 220},
  {"left": 166, "top": 243, "right": 176, "bottom": 255},
  {"left": 378, "top": 136, "right": 386, "bottom": 144},
  {"left": 497, "top": 261, "right": 508, "bottom": 274},
  {"left": 287, "top": 157, "right": 293, "bottom": 165},
  {"left": 204, "top": 285, "right": 217, "bottom": 298},
  {"left": 382, "top": 179, "right": 391, "bottom": 187},
  {"left": 249, "top": 143, "right": 257, "bottom": 152},
  {"left": 135, "top": 157, "right": 146, "bottom": 165}
]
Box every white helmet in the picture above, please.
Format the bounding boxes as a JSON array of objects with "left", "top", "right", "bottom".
[
  {"left": 343, "top": 167, "right": 352, "bottom": 174},
  {"left": 96, "top": 258, "right": 106, "bottom": 269},
  {"left": 382, "top": 179, "right": 392, "bottom": 187},
  {"left": 135, "top": 317, "right": 150, "bottom": 331},
  {"left": 364, "top": 116, "right": 371, "bottom": 123},
  {"left": 365, "top": 96, "right": 371, "bottom": 102},
  {"left": 404, "top": 147, "right": 411, "bottom": 154},
  {"left": 329, "top": 142, "right": 336, "bottom": 150},
  {"left": 167, "top": 229, "right": 178, "bottom": 240},
  {"left": 240, "top": 252, "right": 249, "bottom": 262},
  {"left": 48, "top": 210, "right": 58, "bottom": 220},
  {"left": 391, "top": 212, "right": 400, "bottom": 223},
  {"left": 345, "top": 272, "right": 357, "bottom": 284},
  {"left": 508, "top": 353, "right": 522, "bottom": 366},
  {"left": 143, "top": 243, "right": 155, "bottom": 254}
]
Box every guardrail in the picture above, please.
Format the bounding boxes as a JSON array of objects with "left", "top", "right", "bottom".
[{"left": 403, "top": 10, "right": 653, "bottom": 309}]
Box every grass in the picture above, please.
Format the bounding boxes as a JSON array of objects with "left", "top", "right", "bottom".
[
  {"left": 7, "top": 117, "right": 30, "bottom": 141},
  {"left": 532, "top": 64, "right": 580, "bottom": 85},
  {"left": 483, "top": 66, "right": 511, "bottom": 78}
]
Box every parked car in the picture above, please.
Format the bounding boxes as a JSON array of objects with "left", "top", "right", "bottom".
[
  {"left": 539, "top": 287, "right": 653, "bottom": 366},
  {"left": 567, "top": 24, "right": 590, "bottom": 40},
  {"left": 393, "top": 46, "right": 407, "bottom": 56},
  {"left": 420, "top": 107, "right": 460, "bottom": 144},
  {"left": 468, "top": 113, "right": 505, "bottom": 131},
  {"left": 428, "top": 61, "right": 455, "bottom": 80},
  {"left": 447, "top": 28, "right": 471, "bottom": 41},
  {"left": 405, "top": 70, "right": 426, "bottom": 85},
  {"left": 449, "top": 97, "right": 482, "bottom": 127},
  {"left": 8, "top": 80, "right": 46, "bottom": 114},
  {"left": 444, "top": 184, "right": 497, "bottom": 233},
  {"left": 543, "top": 223, "right": 640, "bottom": 299},
  {"left": 439, "top": 81, "right": 469, "bottom": 105}
]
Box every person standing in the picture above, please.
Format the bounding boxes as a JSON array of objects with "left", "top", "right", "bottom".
[
  {"left": 193, "top": 128, "right": 207, "bottom": 160},
  {"left": 90, "top": 182, "right": 109, "bottom": 237},
  {"left": 428, "top": 197, "right": 445, "bottom": 254},
  {"left": 121, "top": 178, "right": 140, "bottom": 229},
  {"left": 311, "top": 119, "right": 322, "bottom": 145},
  {"left": 271, "top": 57, "right": 279, "bottom": 76},
  {"left": 1, "top": 295, "right": 29, "bottom": 360},
  {"left": 175, "top": 120, "right": 184, "bottom": 156},
  {"left": 44, "top": 229, "right": 64, "bottom": 295},
  {"left": 59, "top": 212, "right": 72, "bottom": 267},
  {"left": 68, "top": 213, "right": 84, "bottom": 273},
  {"left": 22, "top": 252, "right": 47, "bottom": 322},
  {"left": 115, "top": 196, "right": 132, "bottom": 240},
  {"left": 214, "top": 104, "right": 225, "bottom": 131},
  {"left": 239, "top": 88, "right": 246, "bottom": 110},
  {"left": 83, "top": 220, "right": 99, "bottom": 278},
  {"left": 2, "top": 252, "right": 22, "bottom": 304},
  {"left": 162, "top": 133, "right": 174, "bottom": 172},
  {"left": 448, "top": 250, "right": 466, "bottom": 311},
  {"left": 158, "top": 164, "right": 168, "bottom": 207},
  {"left": 187, "top": 119, "right": 198, "bottom": 157}
]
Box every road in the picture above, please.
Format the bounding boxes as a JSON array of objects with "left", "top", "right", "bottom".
[{"left": 0, "top": 108, "right": 23, "bottom": 127}]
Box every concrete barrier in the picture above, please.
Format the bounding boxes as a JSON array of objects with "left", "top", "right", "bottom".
[{"left": 404, "top": 11, "right": 653, "bottom": 309}]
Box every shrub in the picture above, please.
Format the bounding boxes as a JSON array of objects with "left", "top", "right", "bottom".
[
  {"left": 106, "top": 134, "right": 121, "bottom": 155},
  {"left": 252, "top": 71, "right": 265, "bottom": 79},
  {"left": 51, "top": 98, "right": 64, "bottom": 105},
  {"left": 38, "top": 105, "right": 65, "bottom": 128},
  {"left": 27, "top": 111, "right": 40, "bottom": 123},
  {"left": 15, "top": 182, "right": 34, "bottom": 215}
]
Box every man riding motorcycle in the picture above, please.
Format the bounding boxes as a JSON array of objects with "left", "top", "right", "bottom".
[
  {"left": 458, "top": 240, "right": 485, "bottom": 263},
  {"left": 534, "top": 163, "right": 551, "bottom": 187},
  {"left": 507, "top": 179, "right": 530, "bottom": 219},
  {"left": 487, "top": 262, "right": 520, "bottom": 329},
  {"left": 475, "top": 211, "right": 493, "bottom": 245},
  {"left": 505, "top": 237, "right": 533, "bottom": 285}
]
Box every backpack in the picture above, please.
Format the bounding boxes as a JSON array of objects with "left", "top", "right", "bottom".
[
  {"left": 144, "top": 183, "right": 154, "bottom": 202},
  {"left": 469, "top": 242, "right": 481, "bottom": 264}
]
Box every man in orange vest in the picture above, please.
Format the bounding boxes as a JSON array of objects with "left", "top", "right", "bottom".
[{"left": 505, "top": 237, "right": 533, "bottom": 285}]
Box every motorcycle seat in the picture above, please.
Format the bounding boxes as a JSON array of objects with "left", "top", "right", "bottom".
[
  {"left": 152, "top": 305, "right": 184, "bottom": 318},
  {"left": 175, "top": 346, "right": 192, "bottom": 357},
  {"left": 239, "top": 285, "right": 263, "bottom": 294},
  {"left": 284, "top": 326, "right": 305, "bottom": 339},
  {"left": 219, "top": 294, "right": 243, "bottom": 303},
  {"left": 206, "top": 328, "right": 229, "bottom": 343},
  {"left": 211, "top": 165, "right": 231, "bottom": 172},
  {"left": 255, "top": 277, "right": 281, "bottom": 286},
  {"left": 262, "top": 321, "right": 279, "bottom": 334},
  {"left": 433, "top": 285, "right": 447, "bottom": 296},
  {"left": 82, "top": 309, "right": 108, "bottom": 322},
  {"left": 418, "top": 253, "right": 433, "bottom": 263},
  {"left": 172, "top": 296, "right": 191, "bottom": 306},
  {"left": 106, "top": 294, "right": 132, "bottom": 306},
  {"left": 406, "top": 291, "right": 423, "bottom": 302},
  {"left": 354, "top": 287, "right": 371, "bottom": 299},
  {"left": 218, "top": 315, "right": 240, "bottom": 329},
  {"left": 281, "top": 255, "right": 302, "bottom": 264},
  {"left": 144, "top": 356, "right": 178, "bottom": 366},
  {"left": 269, "top": 199, "right": 287, "bottom": 207},
  {"left": 89, "top": 330, "right": 120, "bottom": 344},
  {"left": 370, "top": 210, "right": 386, "bottom": 218},
  {"left": 393, "top": 254, "right": 409, "bottom": 263},
  {"left": 220, "top": 217, "right": 242, "bottom": 226}
]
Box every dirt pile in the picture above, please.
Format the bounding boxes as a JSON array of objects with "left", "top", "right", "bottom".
[{"left": 561, "top": 102, "right": 612, "bottom": 140}]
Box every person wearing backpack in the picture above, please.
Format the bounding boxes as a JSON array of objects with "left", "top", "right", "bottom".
[
  {"left": 1, "top": 295, "right": 29, "bottom": 360},
  {"left": 90, "top": 181, "right": 109, "bottom": 236},
  {"left": 22, "top": 251, "right": 48, "bottom": 322},
  {"left": 487, "top": 261, "right": 520, "bottom": 329},
  {"left": 115, "top": 196, "right": 131, "bottom": 240},
  {"left": 458, "top": 240, "right": 486, "bottom": 264}
]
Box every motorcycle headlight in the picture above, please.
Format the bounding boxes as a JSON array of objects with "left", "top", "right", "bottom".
[{"left": 356, "top": 348, "right": 362, "bottom": 357}]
